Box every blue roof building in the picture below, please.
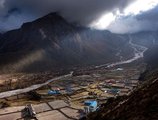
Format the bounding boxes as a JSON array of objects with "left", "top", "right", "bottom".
[
  {"left": 48, "top": 90, "right": 60, "bottom": 95},
  {"left": 107, "top": 88, "right": 120, "bottom": 95},
  {"left": 84, "top": 100, "right": 98, "bottom": 112}
]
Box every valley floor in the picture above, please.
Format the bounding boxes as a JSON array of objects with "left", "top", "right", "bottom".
[{"left": 0, "top": 60, "right": 146, "bottom": 120}]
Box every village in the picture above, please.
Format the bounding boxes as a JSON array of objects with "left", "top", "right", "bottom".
[{"left": 0, "top": 61, "right": 146, "bottom": 120}]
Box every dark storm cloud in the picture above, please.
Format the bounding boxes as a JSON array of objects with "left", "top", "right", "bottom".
[
  {"left": 0, "top": 0, "right": 134, "bottom": 31},
  {"left": 108, "top": 5, "right": 158, "bottom": 34}
]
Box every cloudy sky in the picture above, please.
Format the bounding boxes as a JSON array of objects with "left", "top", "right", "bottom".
[{"left": 0, "top": 0, "right": 158, "bottom": 34}]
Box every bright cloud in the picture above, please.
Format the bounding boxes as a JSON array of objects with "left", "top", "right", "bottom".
[
  {"left": 124, "top": 0, "right": 158, "bottom": 15},
  {"left": 91, "top": 13, "right": 116, "bottom": 30},
  {"left": 92, "top": 0, "right": 158, "bottom": 33}
]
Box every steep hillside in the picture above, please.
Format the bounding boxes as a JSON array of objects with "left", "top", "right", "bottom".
[
  {"left": 83, "top": 70, "right": 158, "bottom": 120},
  {"left": 83, "top": 45, "right": 158, "bottom": 120},
  {"left": 144, "top": 45, "right": 158, "bottom": 69},
  {"left": 0, "top": 13, "right": 133, "bottom": 73}
]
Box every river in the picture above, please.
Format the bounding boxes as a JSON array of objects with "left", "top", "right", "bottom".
[
  {"left": 0, "top": 72, "right": 73, "bottom": 99},
  {"left": 95, "top": 36, "right": 148, "bottom": 68},
  {"left": 0, "top": 37, "right": 148, "bottom": 99}
]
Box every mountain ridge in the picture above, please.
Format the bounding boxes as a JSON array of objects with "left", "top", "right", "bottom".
[{"left": 0, "top": 12, "right": 134, "bottom": 73}]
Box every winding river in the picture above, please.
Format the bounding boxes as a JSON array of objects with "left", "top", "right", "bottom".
[
  {"left": 0, "top": 72, "right": 73, "bottom": 99},
  {"left": 0, "top": 36, "right": 148, "bottom": 99},
  {"left": 96, "top": 36, "right": 148, "bottom": 68}
]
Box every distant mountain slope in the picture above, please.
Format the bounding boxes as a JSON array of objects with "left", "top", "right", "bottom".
[{"left": 0, "top": 13, "right": 134, "bottom": 73}]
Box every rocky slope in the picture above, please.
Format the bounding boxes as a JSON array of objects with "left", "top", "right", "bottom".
[
  {"left": 0, "top": 13, "right": 133, "bottom": 73},
  {"left": 83, "top": 72, "right": 158, "bottom": 120},
  {"left": 144, "top": 45, "right": 158, "bottom": 69}
]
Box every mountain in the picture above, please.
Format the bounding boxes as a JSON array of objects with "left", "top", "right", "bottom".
[{"left": 0, "top": 13, "right": 133, "bottom": 73}]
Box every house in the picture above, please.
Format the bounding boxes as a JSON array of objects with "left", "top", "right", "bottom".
[
  {"left": 48, "top": 90, "right": 60, "bottom": 95},
  {"left": 106, "top": 88, "right": 120, "bottom": 95},
  {"left": 116, "top": 68, "right": 124, "bottom": 71},
  {"left": 84, "top": 100, "right": 98, "bottom": 113},
  {"left": 111, "top": 83, "right": 125, "bottom": 88},
  {"left": 131, "top": 80, "right": 139, "bottom": 84},
  {"left": 105, "top": 79, "right": 116, "bottom": 84}
]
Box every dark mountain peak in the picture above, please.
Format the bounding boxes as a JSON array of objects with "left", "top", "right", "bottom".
[
  {"left": 21, "top": 12, "right": 69, "bottom": 29},
  {"left": 34, "top": 12, "right": 66, "bottom": 24},
  {"left": 45, "top": 12, "right": 64, "bottom": 20}
]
